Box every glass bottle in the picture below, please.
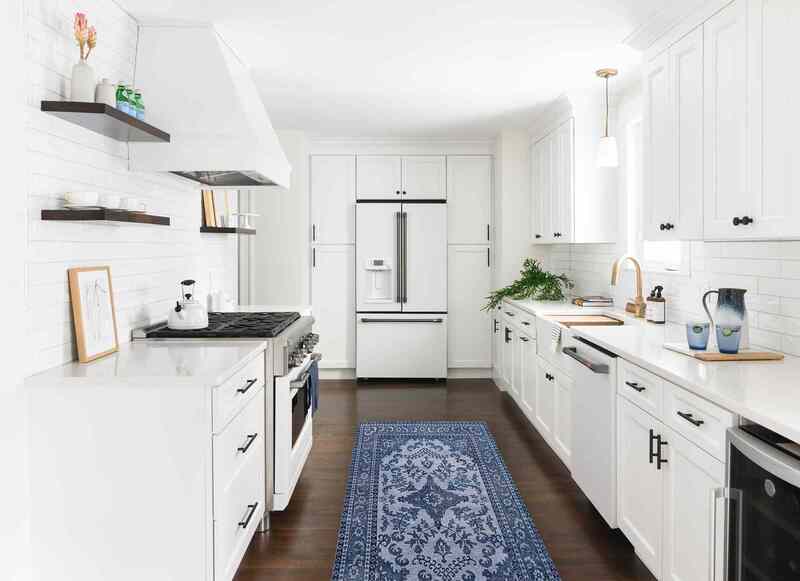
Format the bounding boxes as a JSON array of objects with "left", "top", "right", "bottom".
[
  {"left": 134, "top": 91, "right": 145, "bottom": 121},
  {"left": 115, "top": 83, "right": 127, "bottom": 113}
]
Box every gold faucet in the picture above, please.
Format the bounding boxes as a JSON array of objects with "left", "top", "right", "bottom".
[{"left": 611, "top": 255, "right": 646, "bottom": 318}]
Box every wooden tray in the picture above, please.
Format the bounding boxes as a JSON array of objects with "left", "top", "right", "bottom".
[
  {"left": 664, "top": 342, "right": 784, "bottom": 361},
  {"left": 546, "top": 314, "right": 624, "bottom": 327}
]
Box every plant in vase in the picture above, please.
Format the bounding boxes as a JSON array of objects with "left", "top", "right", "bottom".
[
  {"left": 483, "top": 258, "right": 574, "bottom": 311},
  {"left": 71, "top": 13, "right": 98, "bottom": 102}
]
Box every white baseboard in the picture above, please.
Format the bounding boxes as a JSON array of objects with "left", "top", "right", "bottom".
[
  {"left": 318, "top": 368, "right": 493, "bottom": 380},
  {"left": 320, "top": 368, "right": 356, "bottom": 380}
]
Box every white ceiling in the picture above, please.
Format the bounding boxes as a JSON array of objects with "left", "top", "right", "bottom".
[{"left": 118, "top": 0, "right": 660, "bottom": 139}]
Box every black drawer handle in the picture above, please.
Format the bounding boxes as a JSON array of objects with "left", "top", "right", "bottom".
[
  {"left": 521, "top": 321, "right": 531, "bottom": 326},
  {"left": 504, "top": 311, "right": 515, "bottom": 317},
  {"left": 625, "top": 381, "right": 646, "bottom": 393},
  {"left": 545, "top": 373, "right": 554, "bottom": 381},
  {"left": 237, "top": 433, "right": 258, "bottom": 454},
  {"left": 237, "top": 378, "right": 258, "bottom": 394},
  {"left": 520, "top": 337, "right": 530, "bottom": 342},
  {"left": 238, "top": 502, "right": 259, "bottom": 528},
  {"left": 677, "top": 411, "right": 705, "bottom": 427}
]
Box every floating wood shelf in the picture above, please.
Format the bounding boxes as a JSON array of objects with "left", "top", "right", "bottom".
[
  {"left": 40, "top": 101, "right": 171, "bottom": 143},
  {"left": 200, "top": 226, "right": 256, "bottom": 235},
  {"left": 41, "top": 209, "right": 170, "bottom": 226}
]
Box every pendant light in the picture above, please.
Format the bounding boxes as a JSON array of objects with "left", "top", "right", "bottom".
[{"left": 596, "top": 68, "right": 619, "bottom": 168}]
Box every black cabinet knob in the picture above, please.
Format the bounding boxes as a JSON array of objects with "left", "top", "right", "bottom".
[
  {"left": 402, "top": 190, "right": 407, "bottom": 195},
  {"left": 659, "top": 223, "right": 666, "bottom": 231},
  {"left": 732, "top": 216, "right": 753, "bottom": 226},
  {"left": 395, "top": 190, "right": 400, "bottom": 195}
]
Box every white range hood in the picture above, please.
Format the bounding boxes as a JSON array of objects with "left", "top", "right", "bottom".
[{"left": 129, "top": 25, "right": 290, "bottom": 189}]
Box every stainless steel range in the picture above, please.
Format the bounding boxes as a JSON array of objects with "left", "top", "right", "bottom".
[{"left": 132, "top": 311, "right": 320, "bottom": 522}]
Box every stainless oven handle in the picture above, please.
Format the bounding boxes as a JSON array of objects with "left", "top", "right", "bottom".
[
  {"left": 360, "top": 318, "right": 443, "bottom": 323},
  {"left": 562, "top": 346, "right": 609, "bottom": 374},
  {"left": 728, "top": 427, "right": 800, "bottom": 488}
]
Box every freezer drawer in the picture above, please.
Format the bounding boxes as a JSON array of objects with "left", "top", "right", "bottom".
[{"left": 357, "top": 314, "right": 447, "bottom": 378}]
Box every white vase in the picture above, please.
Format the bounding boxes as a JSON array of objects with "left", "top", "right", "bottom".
[
  {"left": 95, "top": 78, "right": 116, "bottom": 107},
  {"left": 70, "top": 59, "right": 96, "bottom": 102}
]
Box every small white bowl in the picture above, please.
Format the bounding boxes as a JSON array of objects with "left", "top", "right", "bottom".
[{"left": 64, "top": 191, "right": 99, "bottom": 205}]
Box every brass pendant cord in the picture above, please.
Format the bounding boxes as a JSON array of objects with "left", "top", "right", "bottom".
[{"left": 604, "top": 75, "right": 609, "bottom": 138}]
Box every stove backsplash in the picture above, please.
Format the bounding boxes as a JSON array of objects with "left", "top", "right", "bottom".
[{"left": 26, "top": 0, "right": 238, "bottom": 374}]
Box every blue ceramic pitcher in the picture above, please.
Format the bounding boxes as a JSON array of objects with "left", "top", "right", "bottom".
[{"left": 702, "top": 288, "right": 749, "bottom": 350}]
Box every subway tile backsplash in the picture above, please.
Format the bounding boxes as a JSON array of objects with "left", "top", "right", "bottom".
[{"left": 538, "top": 241, "right": 800, "bottom": 357}]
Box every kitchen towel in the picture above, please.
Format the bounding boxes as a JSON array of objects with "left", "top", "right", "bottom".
[
  {"left": 308, "top": 358, "right": 320, "bottom": 415},
  {"left": 550, "top": 325, "right": 562, "bottom": 353}
]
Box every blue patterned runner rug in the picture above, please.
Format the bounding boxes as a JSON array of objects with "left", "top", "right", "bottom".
[{"left": 332, "top": 421, "right": 561, "bottom": 581}]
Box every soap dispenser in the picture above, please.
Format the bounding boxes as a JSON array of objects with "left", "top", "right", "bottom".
[{"left": 646, "top": 285, "right": 666, "bottom": 324}]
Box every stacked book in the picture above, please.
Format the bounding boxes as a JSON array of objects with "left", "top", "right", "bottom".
[{"left": 573, "top": 296, "right": 614, "bottom": 308}]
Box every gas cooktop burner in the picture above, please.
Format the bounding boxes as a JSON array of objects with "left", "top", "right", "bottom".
[{"left": 145, "top": 311, "right": 301, "bottom": 339}]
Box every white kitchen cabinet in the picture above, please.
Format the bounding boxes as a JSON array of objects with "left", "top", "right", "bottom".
[
  {"left": 310, "top": 155, "right": 356, "bottom": 244},
  {"left": 662, "top": 425, "right": 725, "bottom": 581},
  {"left": 502, "top": 322, "right": 518, "bottom": 401},
  {"left": 402, "top": 156, "right": 447, "bottom": 200},
  {"left": 447, "top": 155, "right": 492, "bottom": 244},
  {"left": 311, "top": 245, "right": 355, "bottom": 368},
  {"left": 493, "top": 308, "right": 508, "bottom": 388},
  {"left": 529, "top": 139, "right": 548, "bottom": 243},
  {"left": 517, "top": 330, "right": 537, "bottom": 421},
  {"left": 534, "top": 356, "right": 556, "bottom": 443},
  {"left": 643, "top": 27, "right": 704, "bottom": 241},
  {"left": 553, "top": 370, "right": 573, "bottom": 468},
  {"left": 617, "top": 396, "right": 663, "bottom": 577},
  {"left": 531, "top": 120, "right": 572, "bottom": 243},
  {"left": 356, "top": 155, "right": 402, "bottom": 199},
  {"left": 448, "top": 245, "right": 492, "bottom": 368}
]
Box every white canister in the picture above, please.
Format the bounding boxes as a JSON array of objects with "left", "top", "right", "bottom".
[
  {"left": 70, "top": 59, "right": 96, "bottom": 102},
  {"left": 95, "top": 78, "right": 116, "bottom": 107}
]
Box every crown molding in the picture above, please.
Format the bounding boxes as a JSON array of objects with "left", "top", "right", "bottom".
[{"left": 623, "top": 0, "right": 722, "bottom": 51}]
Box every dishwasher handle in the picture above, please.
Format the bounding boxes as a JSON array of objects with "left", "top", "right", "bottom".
[{"left": 562, "top": 346, "right": 610, "bottom": 374}]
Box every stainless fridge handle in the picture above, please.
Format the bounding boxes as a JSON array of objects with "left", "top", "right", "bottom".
[
  {"left": 401, "top": 211, "right": 408, "bottom": 303},
  {"left": 562, "top": 346, "right": 609, "bottom": 374},
  {"left": 395, "top": 211, "right": 402, "bottom": 304}
]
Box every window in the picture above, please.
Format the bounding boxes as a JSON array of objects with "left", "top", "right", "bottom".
[{"left": 625, "top": 115, "right": 690, "bottom": 275}]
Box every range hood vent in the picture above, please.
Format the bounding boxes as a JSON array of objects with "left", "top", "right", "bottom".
[{"left": 129, "top": 26, "right": 290, "bottom": 189}]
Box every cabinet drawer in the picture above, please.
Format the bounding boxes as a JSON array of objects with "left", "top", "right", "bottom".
[
  {"left": 535, "top": 317, "right": 570, "bottom": 375},
  {"left": 617, "top": 360, "right": 664, "bottom": 417},
  {"left": 663, "top": 382, "right": 736, "bottom": 461},
  {"left": 213, "top": 396, "right": 266, "bottom": 581},
  {"left": 214, "top": 388, "right": 265, "bottom": 498},
  {"left": 214, "top": 352, "right": 266, "bottom": 434}
]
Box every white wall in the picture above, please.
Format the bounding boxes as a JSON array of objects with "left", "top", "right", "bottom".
[
  {"left": 2, "top": 0, "right": 31, "bottom": 576},
  {"left": 25, "top": 0, "right": 238, "bottom": 374},
  {"left": 243, "top": 130, "right": 310, "bottom": 306}
]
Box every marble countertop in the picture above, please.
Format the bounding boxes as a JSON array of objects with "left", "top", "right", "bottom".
[
  {"left": 502, "top": 298, "right": 800, "bottom": 443},
  {"left": 25, "top": 340, "right": 268, "bottom": 387}
]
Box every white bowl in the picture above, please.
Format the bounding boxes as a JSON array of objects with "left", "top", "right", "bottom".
[{"left": 64, "top": 191, "right": 99, "bottom": 205}]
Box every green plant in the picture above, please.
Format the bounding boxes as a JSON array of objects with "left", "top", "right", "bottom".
[{"left": 483, "top": 258, "right": 574, "bottom": 311}]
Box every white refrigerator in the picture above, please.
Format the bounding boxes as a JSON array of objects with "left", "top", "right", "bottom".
[{"left": 356, "top": 202, "right": 447, "bottom": 378}]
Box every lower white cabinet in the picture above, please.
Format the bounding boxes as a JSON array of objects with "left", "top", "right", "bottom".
[
  {"left": 311, "top": 244, "right": 355, "bottom": 368},
  {"left": 534, "top": 356, "right": 556, "bottom": 443},
  {"left": 617, "top": 392, "right": 725, "bottom": 581},
  {"left": 503, "top": 323, "right": 519, "bottom": 401},
  {"left": 448, "top": 245, "right": 492, "bottom": 368},
  {"left": 517, "top": 331, "right": 537, "bottom": 420},
  {"left": 553, "top": 371, "right": 573, "bottom": 467}
]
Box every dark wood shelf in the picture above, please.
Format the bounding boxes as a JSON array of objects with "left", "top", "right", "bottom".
[
  {"left": 40, "top": 101, "right": 171, "bottom": 143},
  {"left": 42, "top": 209, "right": 170, "bottom": 226},
  {"left": 200, "top": 226, "right": 256, "bottom": 235}
]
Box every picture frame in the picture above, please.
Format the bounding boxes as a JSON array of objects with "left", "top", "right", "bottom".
[
  {"left": 202, "top": 190, "right": 217, "bottom": 227},
  {"left": 67, "top": 266, "right": 119, "bottom": 363}
]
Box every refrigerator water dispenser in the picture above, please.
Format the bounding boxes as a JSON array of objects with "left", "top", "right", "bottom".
[{"left": 364, "top": 258, "right": 392, "bottom": 302}]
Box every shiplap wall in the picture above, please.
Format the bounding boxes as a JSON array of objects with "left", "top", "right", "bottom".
[{"left": 25, "top": 0, "right": 238, "bottom": 374}]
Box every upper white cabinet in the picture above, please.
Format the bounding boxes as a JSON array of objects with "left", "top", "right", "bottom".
[
  {"left": 447, "top": 245, "right": 492, "bottom": 368},
  {"left": 447, "top": 156, "right": 492, "bottom": 244},
  {"left": 697, "top": 0, "right": 800, "bottom": 240},
  {"left": 356, "top": 155, "right": 446, "bottom": 200},
  {"left": 402, "top": 156, "right": 447, "bottom": 200},
  {"left": 311, "top": 155, "right": 356, "bottom": 244},
  {"left": 642, "top": 26, "right": 704, "bottom": 241},
  {"left": 530, "top": 96, "right": 617, "bottom": 245},
  {"left": 356, "top": 156, "right": 402, "bottom": 199}
]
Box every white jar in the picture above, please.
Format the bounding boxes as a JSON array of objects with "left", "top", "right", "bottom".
[
  {"left": 95, "top": 78, "right": 116, "bottom": 107},
  {"left": 70, "top": 59, "right": 96, "bottom": 102}
]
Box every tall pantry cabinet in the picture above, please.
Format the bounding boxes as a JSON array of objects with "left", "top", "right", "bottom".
[
  {"left": 311, "top": 153, "right": 493, "bottom": 374},
  {"left": 310, "top": 155, "right": 356, "bottom": 369}
]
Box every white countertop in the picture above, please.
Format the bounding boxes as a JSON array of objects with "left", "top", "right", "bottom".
[
  {"left": 503, "top": 298, "right": 800, "bottom": 444},
  {"left": 229, "top": 304, "right": 313, "bottom": 316},
  {"left": 25, "top": 340, "right": 267, "bottom": 387}
]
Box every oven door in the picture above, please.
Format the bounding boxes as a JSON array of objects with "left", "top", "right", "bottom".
[
  {"left": 712, "top": 427, "right": 800, "bottom": 581},
  {"left": 273, "top": 354, "right": 316, "bottom": 511}
]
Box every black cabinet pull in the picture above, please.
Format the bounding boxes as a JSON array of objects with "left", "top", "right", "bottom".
[
  {"left": 677, "top": 411, "right": 705, "bottom": 427},
  {"left": 238, "top": 502, "right": 259, "bottom": 528},
  {"left": 625, "top": 381, "right": 646, "bottom": 393},
  {"left": 656, "top": 436, "right": 668, "bottom": 470},
  {"left": 487, "top": 224, "right": 490, "bottom": 241},
  {"left": 649, "top": 429, "right": 657, "bottom": 464},
  {"left": 493, "top": 320, "right": 499, "bottom": 333},
  {"left": 395, "top": 190, "right": 401, "bottom": 195},
  {"left": 660, "top": 223, "right": 666, "bottom": 231},
  {"left": 312, "top": 247, "right": 316, "bottom": 267},
  {"left": 504, "top": 327, "right": 511, "bottom": 344},
  {"left": 544, "top": 373, "right": 554, "bottom": 381},
  {"left": 312, "top": 224, "right": 316, "bottom": 241},
  {"left": 504, "top": 311, "right": 515, "bottom": 317},
  {"left": 521, "top": 321, "right": 531, "bottom": 326},
  {"left": 521, "top": 337, "right": 530, "bottom": 342},
  {"left": 487, "top": 247, "right": 491, "bottom": 267},
  {"left": 733, "top": 216, "right": 754, "bottom": 226},
  {"left": 402, "top": 190, "right": 407, "bottom": 195},
  {"left": 237, "top": 378, "right": 258, "bottom": 394},
  {"left": 666, "top": 223, "right": 674, "bottom": 230},
  {"left": 237, "top": 433, "right": 258, "bottom": 454},
  {"left": 535, "top": 234, "right": 542, "bottom": 239}
]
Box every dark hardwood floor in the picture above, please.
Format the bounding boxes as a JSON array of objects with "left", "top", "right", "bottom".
[{"left": 235, "top": 379, "right": 656, "bottom": 581}]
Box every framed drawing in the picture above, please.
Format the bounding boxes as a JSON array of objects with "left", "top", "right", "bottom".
[{"left": 68, "top": 266, "right": 119, "bottom": 363}]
